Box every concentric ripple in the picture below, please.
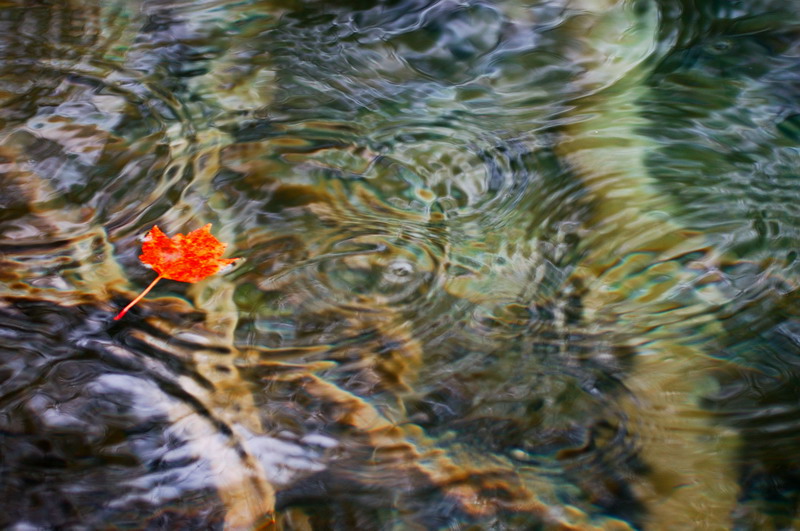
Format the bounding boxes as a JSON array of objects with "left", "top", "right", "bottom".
[
  {"left": 313, "top": 233, "right": 441, "bottom": 310},
  {"left": 367, "top": 123, "right": 537, "bottom": 223},
  {"left": 0, "top": 1, "right": 192, "bottom": 305}
]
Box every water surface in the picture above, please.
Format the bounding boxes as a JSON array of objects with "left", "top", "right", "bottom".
[{"left": 2, "top": 0, "right": 800, "bottom": 529}]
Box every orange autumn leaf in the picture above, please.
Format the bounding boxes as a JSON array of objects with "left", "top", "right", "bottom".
[
  {"left": 140, "top": 224, "right": 238, "bottom": 282},
  {"left": 114, "top": 224, "right": 239, "bottom": 320}
]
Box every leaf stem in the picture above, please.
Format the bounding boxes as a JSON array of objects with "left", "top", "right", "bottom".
[{"left": 113, "top": 274, "right": 164, "bottom": 321}]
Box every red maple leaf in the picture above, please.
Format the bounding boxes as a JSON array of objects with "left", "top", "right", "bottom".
[{"left": 113, "top": 224, "right": 239, "bottom": 320}]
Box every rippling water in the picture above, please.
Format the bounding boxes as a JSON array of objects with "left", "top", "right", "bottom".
[{"left": 2, "top": 0, "right": 800, "bottom": 529}]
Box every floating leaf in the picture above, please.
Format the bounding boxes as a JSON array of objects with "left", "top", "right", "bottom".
[{"left": 113, "top": 224, "right": 239, "bottom": 320}]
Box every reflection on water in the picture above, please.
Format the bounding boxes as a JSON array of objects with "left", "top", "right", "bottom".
[{"left": 2, "top": 0, "right": 800, "bottom": 528}]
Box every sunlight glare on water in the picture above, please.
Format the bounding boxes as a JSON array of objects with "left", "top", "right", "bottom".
[{"left": 1, "top": 0, "right": 800, "bottom": 529}]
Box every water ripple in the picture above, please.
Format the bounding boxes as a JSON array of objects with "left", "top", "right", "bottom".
[{"left": 3, "top": 0, "right": 800, "bottom": 529}]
